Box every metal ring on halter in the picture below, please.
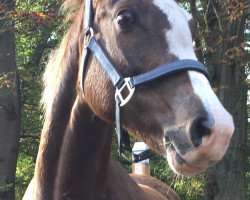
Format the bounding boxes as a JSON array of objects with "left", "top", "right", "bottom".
[{"left": 84, "top": 27, "right": 94, "bottom": 48}]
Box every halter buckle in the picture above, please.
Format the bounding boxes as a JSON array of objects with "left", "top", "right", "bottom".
[
  {"left": 84, "top": 27, "right": 94, "bottom": 48},
  {"left": 115, "top": 78, "right": 135, "bottom": 107}
]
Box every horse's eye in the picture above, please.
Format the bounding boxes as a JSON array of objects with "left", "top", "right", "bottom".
[{"left": 116, "top": 11, "right": 134, "bottom": 29}]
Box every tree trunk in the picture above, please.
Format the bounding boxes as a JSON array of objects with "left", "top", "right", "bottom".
[
  {"left": 203, "top": 0, "right": 248, "bottom": 199},
  {"left": 0, "top": 0, "right": 21, "bottom": 199}
]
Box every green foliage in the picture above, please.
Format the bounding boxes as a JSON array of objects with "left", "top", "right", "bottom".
[
  {"left": 15, "top": 153, "right": 35, "bottom": 200},
  {"left": 150, "top": 155, "right": 204, "bottom": 200},
  {"left": 0, "top": 183, "right": 13, "bottom": 194}
]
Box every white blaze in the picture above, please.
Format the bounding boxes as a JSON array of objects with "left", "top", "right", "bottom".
[
  {"left": 153, "top": 0, "right": 196, "bottom": 60},
  {"left": 153, "top": 0, "right": 216, "bottom": 120}
]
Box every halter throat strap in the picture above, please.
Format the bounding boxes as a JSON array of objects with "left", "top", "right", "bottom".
[{"left": 82, "top": 0, "right": 210, "bottom": 163}]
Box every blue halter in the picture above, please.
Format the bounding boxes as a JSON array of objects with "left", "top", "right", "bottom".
[{"left": 82, "top": 0, "right": 210, "bottom": 163}]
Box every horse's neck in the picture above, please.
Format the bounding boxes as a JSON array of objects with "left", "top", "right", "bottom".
[{"left": 34, "top": 95, "right": 113, "bottom": 199}]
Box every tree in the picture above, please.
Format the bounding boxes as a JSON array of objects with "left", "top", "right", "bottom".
[
  {"left": 0, "top": 0, "right": 21, "bottom": 199},
  {"left": 200, "top": 0, "right": 249, "bottom": 199},
  {"left": 187, "top": 0, "right": 249, "bottom": 199}
]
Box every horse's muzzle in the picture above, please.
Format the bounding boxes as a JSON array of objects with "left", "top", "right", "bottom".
[{"left": 166, "top": 108, "right": 234, "bottom": 176}]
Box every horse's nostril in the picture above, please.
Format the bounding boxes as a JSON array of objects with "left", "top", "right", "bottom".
[{"left": 190, "top": 117, "right": 211, "bottom": 147}]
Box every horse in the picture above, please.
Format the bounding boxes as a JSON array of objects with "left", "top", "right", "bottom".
[{"left": 23, "top": 0, "right": 234, "bottom": 199}]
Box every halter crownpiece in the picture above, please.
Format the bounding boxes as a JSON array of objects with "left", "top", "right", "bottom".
[{"left": 82, "top": 0, "right": 210, "bottom": 163}]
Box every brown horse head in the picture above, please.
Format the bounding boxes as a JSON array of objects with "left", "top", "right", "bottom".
[{"left": 80, "top": 0, "right": 234, "bottom": 176}]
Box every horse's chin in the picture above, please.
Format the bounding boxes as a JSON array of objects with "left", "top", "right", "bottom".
[{"left": 166, "top": 150, "right": 206, "bottom": 176}]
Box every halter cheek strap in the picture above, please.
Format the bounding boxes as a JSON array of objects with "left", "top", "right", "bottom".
[{"left": 82, "top": 0, "right": 210, "bottom": 163}]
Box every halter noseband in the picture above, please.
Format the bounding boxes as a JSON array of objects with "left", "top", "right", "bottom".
[{"left": 82, "top": 0, "right": 210, "bottom": 163}]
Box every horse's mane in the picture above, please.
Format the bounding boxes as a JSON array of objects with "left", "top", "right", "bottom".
[
  {"left": 41, "top": 0, "right": 100, "bottom": 119},
  {"left": 41, "top": 31, "right": 72, "bottom": 116},
  {"left": 41, "top": 0, "right": 85, "bottom": 118}
]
